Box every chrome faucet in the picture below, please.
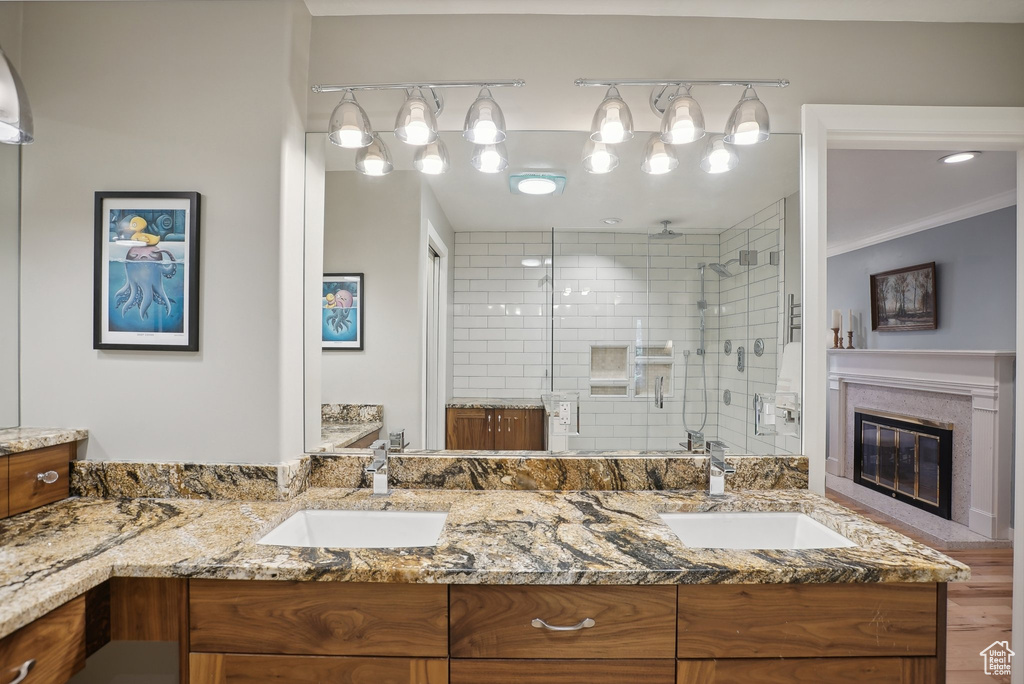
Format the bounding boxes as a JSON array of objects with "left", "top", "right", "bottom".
[
  {"left": 707, "top": 440, "right": 735, "bottom": 496},
  {"left": 365, "top": 440, "right": 390, "bottom": 495}
]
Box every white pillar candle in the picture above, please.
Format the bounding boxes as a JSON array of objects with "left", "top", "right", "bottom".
[
  {"left": 847, "top": 309, "right": 853, "bottom": 331},
  {"left": 832, "top": 309, "right": 841, "bottom": 329}
]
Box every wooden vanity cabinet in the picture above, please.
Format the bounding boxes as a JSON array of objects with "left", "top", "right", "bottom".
[
  {"left": 2, "top": 442, "right": 75, "bottom": 519},
  {"left": 0, "top": 596, "right": 86, "bottom": 684},
  {"left": 0, "top": 455, "right": 8, "bottom": 518},
  {"left": 445, "top": 408, "right": 544, "bottom": 450}
]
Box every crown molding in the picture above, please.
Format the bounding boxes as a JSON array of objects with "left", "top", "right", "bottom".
[{"left": 826, "top": 189, "right": 1017, "bottom": 257}]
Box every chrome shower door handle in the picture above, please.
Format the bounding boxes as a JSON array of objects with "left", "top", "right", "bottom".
[
  {"left": 9, "top": 660, "right": 36, "bottom": 684},
  {"left": 531, "top": 617, "right": 596, "bottom": 631},
  {"left": 654, "top": 376, "right": 665, "bottom": 408}
]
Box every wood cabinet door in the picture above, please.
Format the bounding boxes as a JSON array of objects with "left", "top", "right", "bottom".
[
  {"left": 677, "top": 657, "right": 939, "bottom": 683},
  {"left": 8, "top": 443, "right": 73, "bottom": 516},
  {"left": 446, "top": 408, "right": 494, "bottom": 450},
  {"left": 451, "top": 659, "right": 675, "bottom": 684},
  {"left": 494, "top": 409, "right": 544, "bottom": 450},
  {"left": 0, "top": 596, "right": 86, "bottom": 684},
  {"left": 0, "top": 455, "right": 8, "bottom": 519},
  {"left": 190, "top": 653, "right": 448, "bottom": 684}
]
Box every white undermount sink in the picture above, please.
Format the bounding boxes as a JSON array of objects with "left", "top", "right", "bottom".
[
  {"left": 659, "top": 511, "right": 855, "bottom": 550},
  {"left": 257, "top": 509, "right": 448, "bottom": 549}
]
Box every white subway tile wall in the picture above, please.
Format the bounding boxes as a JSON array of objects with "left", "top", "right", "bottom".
[{"left": 451, "top": 200, "right": 797, "bottom": 454}]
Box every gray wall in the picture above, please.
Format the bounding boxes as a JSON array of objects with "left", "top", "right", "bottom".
[{"left": 827, "top": 207, "right": 1016, "bottom": 350}]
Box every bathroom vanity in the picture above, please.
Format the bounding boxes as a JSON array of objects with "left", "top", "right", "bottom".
[
  {"left": 445, "top": 400, "right": 546, "bottom": 450},
  {"left": 0, "top": 471, "right": 966, "bottom": 684},
  {"left": 0, "top": 428, "right": 85, "bottom": 521}
]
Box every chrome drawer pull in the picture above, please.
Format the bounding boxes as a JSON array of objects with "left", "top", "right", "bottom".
[
  {"left": 531, "top": 617, "right": 596, "bottom": 631},
  {"left": 37, "top": 471, "right": 59, "bottom": 484},
  {"left": 9, "top": 659, "right": 36, "bottom": 684}
]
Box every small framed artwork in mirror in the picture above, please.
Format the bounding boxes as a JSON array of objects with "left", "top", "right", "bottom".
[
  {"left": 322, "top": 273, "right": 363, "bottom": 350},
  {"left": 93, "top": 191, "right": 201, "bottom": 351},
  {"left": 869, "top": 261, "right": 937, "bottom": 332}
]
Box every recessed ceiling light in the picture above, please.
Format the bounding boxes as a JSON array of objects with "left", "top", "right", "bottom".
[
  {"left": 509, "top": 172, "right": 566, "bottom": 196},
  {"left": 939, "top": 151, "right": 981, "bottom": 164},
  {"left": 602, "top": 217, "right": 622, "bottom": 225}
]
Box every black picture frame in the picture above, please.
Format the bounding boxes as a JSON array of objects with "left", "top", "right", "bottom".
[
  {"left": 322, "top": 273, "right": 364, "bottom": 350},
  {"left": 869, "top": 261, "right": 937, "bottom": 332},
  {"left": 93, "top": 191, "right": 201, "bottom": 351}
]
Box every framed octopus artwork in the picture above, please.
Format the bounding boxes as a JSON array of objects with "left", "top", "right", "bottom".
[
  {"left": 322, "top": 273, "right": 363, "bottom": 350},
  {"left": 93, "top": 191, "right": 201, "bottom": 351}
]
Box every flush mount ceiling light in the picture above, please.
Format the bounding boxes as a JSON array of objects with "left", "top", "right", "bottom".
[
  {"left": 394, "top": 88, "right": 439, "bottom": 145},
  {"left": 582, "top": 138, "right": 619, "bottom": 174},
  {"left": 602, "top": 217, "right": 622, "bottom": 225},
  {"left": 659, "top": 86, "right": 705, "bottom": 145},
  {"left": 314, "top": 79, "right": 524, "bottom": 173},
  {"left": 589, "top": 86, "right": 634, "bottom": 143},
  {"left": 0, "top": 43, "right": 32, "bottom": 144},
  {"left": 939, "top": 151, "right": 981, "bottom": 164},
  {"left": 509, "top": 172, "right": 566, "bottom": 195},
  {"left": 641, "top": 133, "right": 679, "bottom": 175},
  {"left": 724, "top": 86, "right": 770, "bottom": 145},
  {"left": 700, "top": 134, "right": 739, "bottom": 174},
  {"left": 354, "top": 134, "right": 393, "bottom": 176},
  {"left": 471, "top": 142, "right": 509, "bottom": 174},
  {"left": 327, "top": 91, "right": 373, "bottom": 149},
  {"left": 414, "top": 139, "right": 450, "bottom": 175},
  {"left": 464, "top": 87, "right": 507, "bottom": 144}
]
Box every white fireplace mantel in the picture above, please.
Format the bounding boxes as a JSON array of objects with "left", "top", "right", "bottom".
[{"left": 827, "top": 349, "right": 1015, "bottom": 540}]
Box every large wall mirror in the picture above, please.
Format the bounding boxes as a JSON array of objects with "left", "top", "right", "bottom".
[
  {"left": 304, "top": 130, "right": 802, "bottom": 456},
  {"left": 0, "top": 144, "right": 18, "bottom": 429}
]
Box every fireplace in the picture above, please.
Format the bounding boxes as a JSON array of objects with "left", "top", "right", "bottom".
[{"left": 853, "top": 409, "right": 952, "bottom": 520}]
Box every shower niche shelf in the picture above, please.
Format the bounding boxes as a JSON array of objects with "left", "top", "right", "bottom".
[
  {"left": 589, "top": 345, "right": 630, "bottom": 398},
  {"left": 634, "top": 343, "right": 675, "bottom": 399}
]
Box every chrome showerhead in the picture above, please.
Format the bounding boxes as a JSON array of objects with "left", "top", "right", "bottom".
[
  {"left": 649, "top": 219, "right": 682, "bottom": 240},
  {"left": 708, "top": 262, "right": 733, "bottom": 277}
]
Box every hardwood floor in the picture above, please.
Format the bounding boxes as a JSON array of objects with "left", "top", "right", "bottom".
[{"left": 826, "top": 490, "right": 1013, "bottom": 684}]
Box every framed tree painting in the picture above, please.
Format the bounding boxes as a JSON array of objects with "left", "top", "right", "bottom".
[
  {"left": 322, "top": 273, "right": 363, "bottom": 350},
  {"left": 870, "top": 261, "right": 937, "bottom": 332},
  {"left": 93, "top": 191, "right": 201, "bottom": 351}
]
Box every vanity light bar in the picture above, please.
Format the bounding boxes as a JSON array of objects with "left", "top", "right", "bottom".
[
  {"left": 574, "top": 78, "right": 789, "bottom": 89},
  {"left": 312, "top": 80, "right": 525, "bottom": 93}
]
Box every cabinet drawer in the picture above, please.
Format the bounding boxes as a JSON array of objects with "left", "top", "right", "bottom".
[
  {"left": 451, "top": 659, "right": 675, "bottom": 684},
  {"left": 678, "top": 583, "right": 938, "bottom": 658},
  {"left": 450, "top": 585, "right": 675, "bottom": 659},
  {"left": 1, "top": 455, "right": 8, "bottom": 518},
  {"left": 189, "top": 653, "right": 448, "bottom": 684},
  {"left": 0, "top": 596, "right": 86, "bottom": 684},
  {"left": 677, "top": 656, "right": 939, "bottom": 683},
  {"left": 189, "top": 580, "right": 447, "bottom": 657},
  {"left": 8, "top": 444, "right": 73, "bottom": 516}
]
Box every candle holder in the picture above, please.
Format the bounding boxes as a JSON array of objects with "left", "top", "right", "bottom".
[
  {"left": 831, "top": 327, "right": 844, "bottom": 349},
  {"left": 846, "top": 331, "right": 855, "bottom": 350}
]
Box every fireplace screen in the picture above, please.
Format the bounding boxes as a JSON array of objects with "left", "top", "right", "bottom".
[{"left": 853, "top": 410, "right": 952, "bottom": 519}]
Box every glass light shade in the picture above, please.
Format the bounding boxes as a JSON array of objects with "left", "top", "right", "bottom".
[
  {"left": 582, "top": 138, "right": 618, "bottom": 174},
  {"left": 355, "top": 134, "right": 393, "bottom": 176},
  {"left": 641, "top": 134, "right": 679, "bottom": 175},
  {"left": 463, "top": 87, "right": 506, "bottom": 144},
  {"left": 724, "top": 86, "right": 770, "bottom": 145},
  {"left": 0, "top": 45, "right": 33, "bottom": 144},
  {"left": 589, "top": 86, "right": 633, "bottom": 144},
  {"left": 327, "top": 91, "right": 372, "bottom": 149},
  {"left": 700, "top": 135, "right": 739, "bottom": 174},
  {"left": 471, "top": 142, "right": 508, "bottom": 174},
  {"left": 413, "top": 139, "right": 450, "bottom": 175},
  {"left": 394, "top": 88, "right": 438, "bottom": 146},
  {"left": 659, "top": 86, "right": 705, "bottom": 145}
]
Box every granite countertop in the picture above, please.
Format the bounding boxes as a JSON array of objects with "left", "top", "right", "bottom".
[
  {"left": 0, "top": 427, "right": 89, "bottom": 456},
  {"left": 447, "top": 397, "right": 546, "bottom": 410},
  {"left": 311, "top": 422, "right": 384, "bottom": 453},
  {"left": 0, "top": 487, "right": 968, "bottom": 640}
]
